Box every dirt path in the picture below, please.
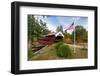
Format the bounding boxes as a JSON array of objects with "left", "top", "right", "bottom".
[
  {"left": 31, "top": 44, "right": 60, "bottom": 60},
  {"left": 67, "top": 44, "right": 87, "bottom": 49}
]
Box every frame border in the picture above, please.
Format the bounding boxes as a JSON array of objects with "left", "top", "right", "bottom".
[{"left": 11, "top": 1, "right": 98, "bottom": 74}]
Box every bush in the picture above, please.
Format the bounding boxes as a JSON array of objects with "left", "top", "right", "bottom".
[
  {"left": 55, "top": 42, "right": 63, "bottom": 50},
  {"left": 56, "top": 43, "right": 72, "bottom": 58}
]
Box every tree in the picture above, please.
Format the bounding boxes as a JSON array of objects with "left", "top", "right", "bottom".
[
  {"left": 71, "top": 25, "right": 88, "bottom": 43},
  {"left": 40, "top": 19, "right": 50, "bottom": 35},
  {"left": 63, "top": 33, "right": 73, "bottom": 44},
  {"left": 56, "top": 25, "right": 63, "bottom": 33},
  {"left": 28, "top": 15, "right": 50, "bottom": 49},
  {"left": 28, "top": 15, "right": 50, "bottom": 40}
]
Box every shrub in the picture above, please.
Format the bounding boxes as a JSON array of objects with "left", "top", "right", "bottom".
[
  {"left": 56, "top": 43, "right": 72, "bottom": 58},
  {"left": 55, "top": 42, "right": 63, "bottom": 50}
]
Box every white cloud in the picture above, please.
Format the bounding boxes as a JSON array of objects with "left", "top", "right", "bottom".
[
  {"left": 47, "top": 23, "right": 56, "bottom": 32},
  {"left": 72, "top": 17, "right": 80, "bottom": 23},
  {"left": 34, "top": 15, "right": 56, "bottom": 32},
  {"left": 83, "top": 24, "right": 88, "bottom": 31}
]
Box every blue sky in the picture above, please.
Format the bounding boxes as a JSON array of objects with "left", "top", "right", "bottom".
[{"left": 34, "top": 15, "right": 88, "bottom": 33}]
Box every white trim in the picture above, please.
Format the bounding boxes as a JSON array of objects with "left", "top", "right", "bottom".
[{"left": 55, "top": 31, "right": 64, "bottom": 37}]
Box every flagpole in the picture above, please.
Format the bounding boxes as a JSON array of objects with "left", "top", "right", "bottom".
[{"left": 74, "top": 26, "right": 76, "bottom": 53}]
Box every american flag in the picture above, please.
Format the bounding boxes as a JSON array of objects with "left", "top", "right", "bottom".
[{"left": 65, "top": 22, "right": 75, "bottom": 32}]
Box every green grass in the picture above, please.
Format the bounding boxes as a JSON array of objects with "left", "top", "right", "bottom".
[
  {"left": 28, "top": 42, "right": 87, "bottom": 60},
  {"left": 28, "top": 49, "right": 35, "bottom": 60}
]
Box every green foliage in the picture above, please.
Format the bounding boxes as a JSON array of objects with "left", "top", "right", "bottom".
[
  {"left": 28, "top": 49, "right": 34, "bottom": 60},
  {"left": 56, "top": 43, "right": 72, "bottom": 58},
  {"left": 28, "top": 15, "right": 50, "bottom": 41},
  {"left": 55, "top": 42, "right": 63, "bottom": 50},
  {"left": 71, "top": 25, "right": 88, "bottom": 43},
  {"left": 56, "top": 25, "right": 63, "bottom": 33}
]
